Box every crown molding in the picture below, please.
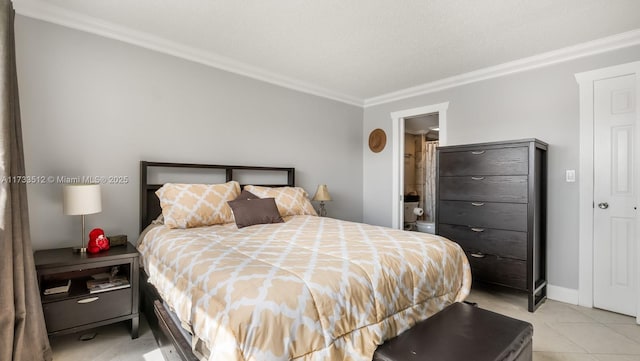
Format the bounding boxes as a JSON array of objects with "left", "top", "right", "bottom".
[
  {"left": 13, "top": 0, "right": 363, "bottom": 107},
  {"left": 13, "top": 0, "right": 640, "bottom": 109},
  {"left": 364, "top": 28, "right": 640, "bottom": 107}
]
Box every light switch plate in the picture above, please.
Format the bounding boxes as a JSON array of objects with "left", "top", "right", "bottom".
[{"left": 566, "top": 170, "right": 576, "bottom": 182}]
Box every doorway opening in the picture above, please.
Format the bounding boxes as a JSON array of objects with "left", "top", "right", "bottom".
[
  {"left": 403, "top": 114, "right": 439, "bottom": 232},
  {"left": 390, "top": 102, "right": 449, "bottom": 230}
]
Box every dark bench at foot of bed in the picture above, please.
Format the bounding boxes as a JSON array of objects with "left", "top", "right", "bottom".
[{"left": 373, "top": 302, "right": 533, "bottom": 361}]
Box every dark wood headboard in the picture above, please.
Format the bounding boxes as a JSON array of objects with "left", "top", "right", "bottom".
[{"left": 140, "top": 161, "right": 295, "bottom": 232}]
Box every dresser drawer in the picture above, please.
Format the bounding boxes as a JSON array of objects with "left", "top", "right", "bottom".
[
  {"left": 439, "top": 201, "right": 528, "bottom": 232},
  {"left": 439, "top": 147, "right": 528, "bottom": 176},
  {"left": 438, "top": 224, "right": 527, "bottom": 260},
  {"left": 466, "top": 252, "right": 527, "bottom": 290},
  {"left": 43, "top": 288, "right": 132, "bottom": 333},
  {"left": 439, "top": 176, "right": 528, "bottom": 203}
]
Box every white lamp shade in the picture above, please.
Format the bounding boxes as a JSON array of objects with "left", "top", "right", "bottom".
[
  {"left": 312, "top": 184, "right": 332, "bottom": 202},
  {"left": 63, "top": 184, "right": 102, "bottom": 215}
]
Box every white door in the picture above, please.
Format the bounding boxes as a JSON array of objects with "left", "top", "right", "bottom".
[{"left": 593, "top": 74, "right": 638, "bottom": 316}]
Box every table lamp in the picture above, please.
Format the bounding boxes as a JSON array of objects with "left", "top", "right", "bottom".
[
  {"left": 63, "top": 184, "right": 102, "bottom": 253},
  {"left": 312, "top": 184, "right": 332, "bottom": 217}
]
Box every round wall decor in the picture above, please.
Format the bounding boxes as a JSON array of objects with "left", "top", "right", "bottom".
[{"left": 368, "top": 128, "right": 386, "bottom": 153}]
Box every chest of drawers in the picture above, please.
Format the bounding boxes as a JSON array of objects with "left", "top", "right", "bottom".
[{"left": 436, "top": 139, "right": 547, "bottom": 312}]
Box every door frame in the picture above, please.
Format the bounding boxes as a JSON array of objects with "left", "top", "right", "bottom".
[
  {"left": 575, "top": 61, "right": 640, "bottom": 317},
  {"left": 390, "top": 102, "right": 449, "bottom": 229}
]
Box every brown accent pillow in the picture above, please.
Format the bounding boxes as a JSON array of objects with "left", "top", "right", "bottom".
[
  {"left": 235, "top": 189, "right": 259, "bottom": 201},
  {"left": 227, "top": 197, "right": 284, "bottom": 228}
]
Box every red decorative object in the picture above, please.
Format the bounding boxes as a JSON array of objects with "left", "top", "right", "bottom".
[{"left": 87, "top": 228, "right": 110, "bottom": 254}]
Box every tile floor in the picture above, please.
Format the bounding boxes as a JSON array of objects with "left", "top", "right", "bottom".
[
  {"left": 465, "top": 285, "right": 640, "bottom": 361},
  {"left": 48, "top": 315, "right": 162, "bottom": 361},
  {"left": 50, "top": 285, "right": 640, "bottom": 360}
]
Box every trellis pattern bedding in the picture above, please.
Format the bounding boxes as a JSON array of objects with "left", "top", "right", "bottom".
[
  {"left": 156, "top": 181, "right": 241, "bottom": 228},
  {"left": 243, "top": 185, "right": 318, "bottom": 217},
  {"left": 138, "top": 215, "right": 471, "bottom": 361}
]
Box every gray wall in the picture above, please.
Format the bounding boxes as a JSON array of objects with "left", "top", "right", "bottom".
[
  {"left": 15, "top": 14, "right": 640, "bottom": 290},
  {"left": 15, "top": 16, "right": 363, "bottom": 250},
  {"left": 363, "top": 45, "right": 640, "bottom": 290}
]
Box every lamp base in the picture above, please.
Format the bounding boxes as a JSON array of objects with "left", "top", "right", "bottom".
[
  {"left": 73, "top": 214, "right": 88, "bottom": 254},
  {"left": 319, "top": 202, "right": 327, "bottom": 217}
]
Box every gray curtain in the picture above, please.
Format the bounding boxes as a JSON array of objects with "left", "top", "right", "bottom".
[{"left": 0, "top": 1, "right": 53, "bottom": 360}]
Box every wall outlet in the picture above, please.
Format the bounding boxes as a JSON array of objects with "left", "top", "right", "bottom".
[{"left": 566, "top": 170, "right": 576, "bottom": 183}]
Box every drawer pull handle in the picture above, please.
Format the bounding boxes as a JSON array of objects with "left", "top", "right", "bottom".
[
  {"left": 471, "top": 202, "right": 485, "bottom": 206},
  {"left": 470, "top": 252, "right": 486, "bottom": 258},
  {"left": 77, "top": 297, "right": 99, "bottom": 304},
  {"left": 471, "top": 151, "right": 485, "bottom": 155},
  {"left": 471, "top": 176, "right": 485, "bottom": 180},
  {"left": 470, "top": 227, "right": 485, "bottom": 232}
]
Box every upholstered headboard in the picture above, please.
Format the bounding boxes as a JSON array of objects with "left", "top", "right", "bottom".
[{"left": 139, "top": 161, "right": 295, "bottom": 232}]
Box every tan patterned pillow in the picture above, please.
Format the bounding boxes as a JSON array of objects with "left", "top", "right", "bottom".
[
  {"left": 156, "top": 181, "right": 241, "bottom": 228},
  {"left": 243, "top": 185, "right": 317, "bottom": 217}
]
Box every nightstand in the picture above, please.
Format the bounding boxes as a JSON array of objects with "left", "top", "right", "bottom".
[{"left": 34, "top": 242, "right": 139, "bottom": 339}]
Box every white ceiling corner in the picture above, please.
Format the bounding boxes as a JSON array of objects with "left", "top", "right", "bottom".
[
  {"left": 12, "top": 0, "right": 640, "bottom": 108},
  {"left": 364, "top": 28, "right": 640, "bottom": 107}
]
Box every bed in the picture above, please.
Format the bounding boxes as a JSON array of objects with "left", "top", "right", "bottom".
[{"left": 137, "top": 161, "right": 471, "bottom": 361}]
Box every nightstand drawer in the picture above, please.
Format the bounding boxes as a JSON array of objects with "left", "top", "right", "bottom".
[
  {"left": 439, "top": 146, "right": 528, "bottom": 176},
  {"left": 439, "top": 176, "right": 528, "bottom": 203},
  {"left": 43, "top": 288, "right": 132, "bottom": 333}
]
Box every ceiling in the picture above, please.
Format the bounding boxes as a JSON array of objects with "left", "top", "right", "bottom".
[
  {"left": 405, "top": 114, "right": 439, "bottom": 135},
  {"left": 13, "top": 0, "right": 640, "bottom": 106}
]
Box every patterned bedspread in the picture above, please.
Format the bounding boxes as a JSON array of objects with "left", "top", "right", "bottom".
[{"left": 138, "top": 215, "right": 471, "bottom": 361}]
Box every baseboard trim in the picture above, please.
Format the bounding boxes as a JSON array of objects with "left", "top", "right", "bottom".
[{"left": 547, "top": 284, "right": 579, "bottom": 305}]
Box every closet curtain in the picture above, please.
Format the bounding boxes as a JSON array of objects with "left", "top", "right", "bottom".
[
  {"left": 0, "top": 0, "right": 53, "bottom": 359},
  {"left": 422, "top": 138, "right": 438, "bottom": 222}
]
